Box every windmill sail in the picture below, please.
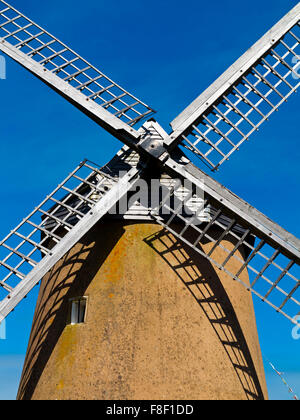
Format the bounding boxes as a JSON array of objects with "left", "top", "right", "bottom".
[
  {"left": 0, "top": 160, "right": 141, "bottom": 322},
  {"left": 0, "top": 1, "right": 299, "bottom": 333},
  {"left": 164, "top": 4, "right": 300, "bottom": 171},
  {"left": 0, "top": 1, "right": 155, "bottom": 147},
  {"left": 150, "top": 157, "right": 300, "bottom": 326}
]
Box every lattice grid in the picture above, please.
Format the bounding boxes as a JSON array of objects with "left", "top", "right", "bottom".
[
  {"left": 180, "top": 21, "right": 300, "bottom": 171},
  {"left": 0, "top": 160, "right": 116, "bottom": 303},
  {"left": 150, "top": 181, "right": 300, "bottom": 326},
  {"left": 0, "top": 1, "right": 154, "bottom": 126}
]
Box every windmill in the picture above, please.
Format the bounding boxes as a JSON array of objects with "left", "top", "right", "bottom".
[{"left": 0, "top": 0, "right": 299, "bottom": 400}]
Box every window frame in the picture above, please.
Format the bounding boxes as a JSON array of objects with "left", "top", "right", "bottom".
[{"left": 68, "top": 296, "right": 88, "bottom": 325}]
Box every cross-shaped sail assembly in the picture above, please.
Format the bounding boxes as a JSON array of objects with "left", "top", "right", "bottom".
[{"left": 0, "top": 1, "right": 299, "bottom": 330}]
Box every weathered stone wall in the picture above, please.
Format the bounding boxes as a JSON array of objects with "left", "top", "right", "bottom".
[{"left": 18, "top": 221, "right": 268, "bottom": 400}]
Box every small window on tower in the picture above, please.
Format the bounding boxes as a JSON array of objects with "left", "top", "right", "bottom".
[{"left": 69, "top": 297, "right": 87, "bottom": 325}]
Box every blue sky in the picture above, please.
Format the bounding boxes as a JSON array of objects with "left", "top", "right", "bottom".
[{"left": 0, "top": 0, "right": 299, "bottom": 400}]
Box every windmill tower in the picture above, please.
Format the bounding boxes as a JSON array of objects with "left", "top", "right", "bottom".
[{"left": 0, "top": 1, "right": 299, "bottom": 400}]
